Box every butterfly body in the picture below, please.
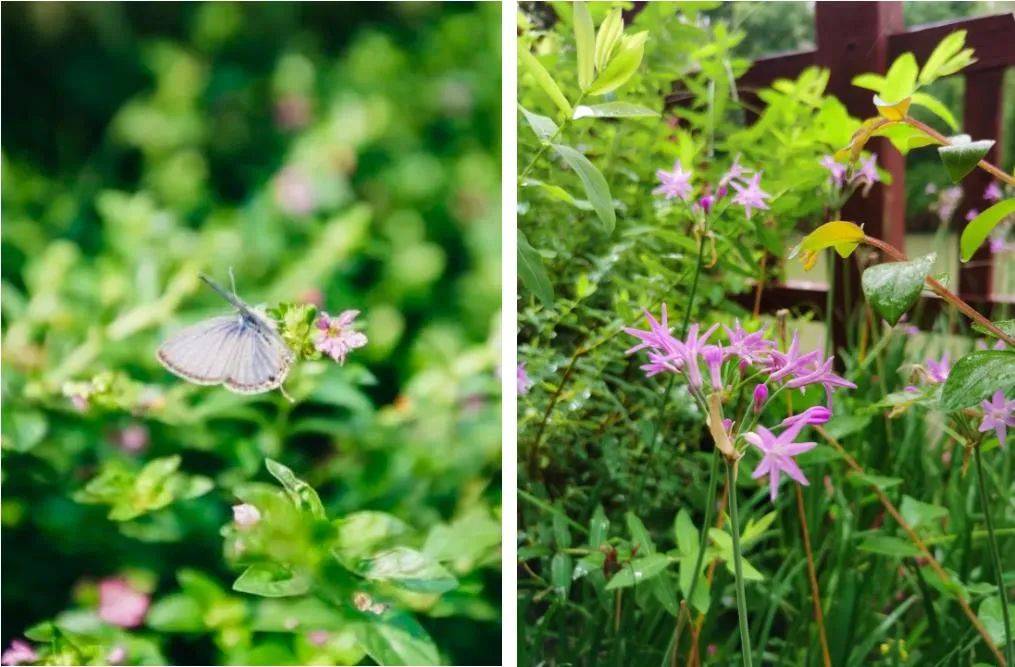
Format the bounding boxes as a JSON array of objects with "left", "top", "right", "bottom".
[{"left": 157, "top": 276, "right": 294, "bottom": 394}]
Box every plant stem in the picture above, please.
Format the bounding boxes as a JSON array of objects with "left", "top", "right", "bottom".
[
  {"left": 905, "top": 117, "right": 1015, "bottom": 187},
  {"left": 794, "top": 484, "right": 832, "bottom": 667},
  {"left": 862, "top": 235, "right": 1015, "bottom": 347},
  {"left": 726, "top": 458, "right": 753, "bottom": 667},
  {"left": 974, "top": 444, "right": 1014, "bottom": 665}
]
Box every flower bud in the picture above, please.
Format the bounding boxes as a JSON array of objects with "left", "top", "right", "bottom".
[
  {"left": 752, "top": 384, "right": 768, "bottom": 412},
  {"left": 232, "top": 503, "right": 261, "bottom": 528}
]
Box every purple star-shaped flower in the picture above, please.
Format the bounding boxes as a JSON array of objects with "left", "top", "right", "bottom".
[
  {"left": 653, "top": 160, "right": 693, "bottom": 201},
  {"left": 745, "top": 420, "right": 817, "bottom": 502},
  {"left": 979, "top": 390, "right": 1014, "bottom": 447},
  {"left": 767, "top": 333, "right": 819, "bottom": 384},
  {"left": 681, "top": 323, "right": 719, "bottom": 388},
  {"left": 819, "top": 155, "right": 846, "bottom": 188},
  {"left": 925, "top": 353, "right": 950, "bottom": 384},
  {"left": 723, "top": 320, "right": 774, "bottom": 365},
  {"left": 786, "top": 356, "right": 857, "bottom": 404},
  {"left": 730, "top": 172, "right": 771, "bottom": 219},
  {"left": 518, "top": 362, "right": 533, "bottom": 395},
  {"left": 984, "top": 181, "right": 1002, "bottom": 202},
  {"left": 854, "top": 153, "right": 880, "bottom": 194},
  {"left": 701, "top": 344, "right": 725, "bottom": 390},
  {"left": 719, "top": 155, "right": 751, "bottom": 187}
]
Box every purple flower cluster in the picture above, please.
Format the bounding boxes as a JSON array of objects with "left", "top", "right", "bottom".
[
  {"left": 625, "top": 311, "right": 854, "bottom": 405},
  {"left": 626, "top": 311, "right": 855, "bottom": 502},
  {"left": 820, "top": 153, "right": 880, "bottom": 195},
  {"left": 653, "top": 155, "right": 771, "bottom": 220}
]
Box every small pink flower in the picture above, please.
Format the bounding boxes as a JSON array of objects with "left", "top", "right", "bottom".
[
  {"left": 745, "top": 420, "right": 817, "bottom": 502},
  {"left": 780, "top": 406, "right": 831, "bottom": 429},
  {"left": 274, "top": 94, "right": 312, "bottom": 131},
  {"left": 308, "top": 630, "right": 330, "bottom": 646},
  {"left": 984, "top": 181, "right": 1002, "bottom": 202},
  {"left": 300, "top": 288, "right": 324, "bottom": 308},
  {"left": 1, "top": 640, "right": 36, "bottom": 666},
  {"left": 653, "top": 160, "right": 693, "bottom": 201},
  {"left": 275, "top": 167, "right": 316, "bottom": 216},
  {"left": 70, "top": 394, "right": 89, "bottom": 412},
  {"left": 925, "top": 354, "right": 950, "bottom": 384},
  {"left": 719, "top": 155, "right": 751, "bottom": 187},
  {"left": 819, "top": 155, "right": 846, "bottom": 188},
  {"left": 517, "top": 363, "right": 533, "bottom": 395},
  {"left": 854, "top": 153, "right": 880, "bottom": 194},
  {"left": 117, "top": 424, "right": 149, "bottom": 454},
  {"left": 232, "top": 503, "right": 261, "bottom": 528},
  {"left": 965, "top": 208, "right": 979, "bottom": 222},
  {"left": 98, "top": 578, "right": 150, "bottom": 628},
  {"left": 989, "top": 236, "right": 1006, "bottom": 254},
  {"left": 107, "top": 646, "right": 127, "bottom": 665},
  {"left": 979, "top": 390, "right": 1014, "bottom": 447},
  {"left": 314, "top": 311, "right": 367, "bottom": 364},
  {"left": 730, "top": 172, "right": 771, "bottom": 219}
]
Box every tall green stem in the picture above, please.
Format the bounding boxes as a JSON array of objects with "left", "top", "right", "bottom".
[
  {"left": 726, "top": 458, "right": 753, "bottom": 667},
  {"left": 974, "top": 445, "right": 1013, "bottom": 665}
]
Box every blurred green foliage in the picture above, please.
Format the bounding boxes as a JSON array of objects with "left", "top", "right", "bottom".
[{"left": 1, "top": 2, "right": 501, "bottom": 665}]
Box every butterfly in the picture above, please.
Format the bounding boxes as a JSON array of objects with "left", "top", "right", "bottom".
[{"left": 157, "top": 274, "right": 294, "bottom": 396}]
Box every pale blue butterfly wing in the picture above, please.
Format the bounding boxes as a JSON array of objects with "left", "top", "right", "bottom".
[{"left": 157, "top": 311, "right": 293, "bottom": 394}]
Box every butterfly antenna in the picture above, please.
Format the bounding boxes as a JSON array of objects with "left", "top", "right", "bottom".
[
  {"left": 279, "top": 384, "right": 295, "bottom": 403},
  {"left": 228, "top": 267, "right": 238, "bottom": 298}
]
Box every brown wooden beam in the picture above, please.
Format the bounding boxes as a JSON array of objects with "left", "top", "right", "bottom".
[{"left": 889, "top": 14, "right": 1015, "bottom": 72}]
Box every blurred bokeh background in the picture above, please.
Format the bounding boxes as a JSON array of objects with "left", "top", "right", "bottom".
[{"left": 2, "top": 2, "right": 501, "bottom": 664}]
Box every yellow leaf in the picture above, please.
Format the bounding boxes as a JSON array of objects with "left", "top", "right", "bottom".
[
  {"left": 836, "top": 117, "right": 893, "bottom": 163},
  {"left": 873, "top": 94, "right": 911, "bottom": 121},
  {"left": 791, "top": 221, "right": 866, "bottom": 270}
]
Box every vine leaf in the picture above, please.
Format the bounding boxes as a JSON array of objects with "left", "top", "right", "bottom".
[
  {"left": 861, "top": 253, "right": 935, "bottom": 325},
  {"left": 938, "top": 137, "right": 994, "bottom": 183},
  {"left": 940, "top": 350, "right": 1015, "bottom": 411},
  {"left": 960, "top": 199, "right": 1015, "bottom": 261}
]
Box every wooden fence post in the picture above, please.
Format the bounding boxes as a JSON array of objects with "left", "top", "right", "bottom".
[
  {"left": 815, "top": 2, "right": 906, "bottom": 355},
  {"left": 957, "top": 67, "right": 1004, "bottom": 306}
]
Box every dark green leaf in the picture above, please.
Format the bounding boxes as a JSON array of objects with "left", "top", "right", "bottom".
[
  {"left": 861, "top": 253, "right": 935, "bottom": 325},
  {"left": 940, "top": 350, "right": 1015, "bottom": 411},
  {"left": 605, "top": 553, "right": 670, "bottom": 590},
  {"left": 518, "top": 231, "right": 554, "bottom": 306},
  {"left": 938, "top": 139, "right": 994, "bottom": 183},
  {"left": 551, "top": 144, "right": 615, "bottom": 232}
]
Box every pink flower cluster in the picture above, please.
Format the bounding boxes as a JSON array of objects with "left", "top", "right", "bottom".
[
  {"left": 626, "top": 310, "right": 856, "bottom": 501},
  {"left": 653, "top": 155, "right": 771, "bottom": 219},
  {"left": 625, "top": 308, "right": 854, "bottom": 405},
  {"left": 820, "top": 153, "right": 879, "bottom": 195}
]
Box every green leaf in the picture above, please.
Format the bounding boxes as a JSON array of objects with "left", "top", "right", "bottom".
[
  {"left": 550, "top": 552, "right": 573, "bottom": 598},
  {"left": 978, "top": 596, "right": 1015, "bottom": 647},
  {"left": 359, "top": 547, "right": 458, "bottom": 594},
  {"left": 972, "top": 319, "right": 1015, "bottom": 341},
  {"left": 741, "top": 511, "right": 777, "bottom": 546},
  {"left": 357, "top": 616, "right": 440, "bottom": 666},
  {"left": 552, "top": 504, "right": 572, "bottom": 549},
  {"left": 334, "top": 511, "right": 409, "bottom": 560},
  {"left": 572, "top": 102, "right": 659, "bottom": 119},
  {"left": 919, "top": 30, "right": 974, "bottom": 85},
  {"left": 961, "top": 199, "right": 1015, "bottom": 261},
  {"left": 861, "top": 253, "right": 935, "bottom": 325},
  {"left": 910, "top": 92, "right": 958, "bottom": 131},
  {"left": 589, "top": 505, "right": 609, "bottom": 548},
  {"left": 938, "top": 138, "right": 994, "bottom": 183},
  {"left": 851, "top": 73, "right": 885, "bottom": 92},
  {"left": 881, "top": 53, "right": 918, "bottom": 103},
  {"left": 587, "top": 32, "right": 647, "bottom": 96},
  {"left": 899, "top": 495, "right": 948, "bottom": 530},
  {"left": 625, "top": 511, "right": 655, "bottom": 554},
  {"left": 518, "top": 105, "right": 558, "bottom": 142},
  {"left": 940, "top": 350, "right": 1015, "bottom": 411},
  {"left": 233, "top": 563, "right": 311, "bottom": 598},
  {"left": 265, "top": 458, "right": 325, "bottom": 520},
  {"left": 551, "top": 144, "right": 615, "bottom": 231},
  {"left": 520, "top": 48, "right": 572, "bottom": 116},
  {"left": 518, "top": 231, "right": 554, "bottom": 306},
  {"left": 593, "top": 9, "right": 623, "bottom": 73},
  {"left": 573, "top": 1, "right": 595, "bottom": 90},
  {"left": 605, "top": 553, "right": 670, "bottom": 590},
  {"left": 674, "top": 509, "right": 697, "bottom": 555},
  {"left": 147, "top": 594, "right": 205, "bottom": 632},
  {"left": 847, "top": 472, "right": 902, "bottom": 491},
  {"left": 858, "top": 535, "right": 922, "bottom": 558}
]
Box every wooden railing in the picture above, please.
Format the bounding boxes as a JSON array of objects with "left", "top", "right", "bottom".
[{"left": 733, "top": 3, "right": 1014, "bottom": 351}]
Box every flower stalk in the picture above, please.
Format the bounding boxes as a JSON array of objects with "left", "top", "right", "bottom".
[
  {"left": 726, "top": 456, "right": 753, "bottom": 667},
  {"left": 974, "top": 443, "right": 1014, "bottom": 666}
]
